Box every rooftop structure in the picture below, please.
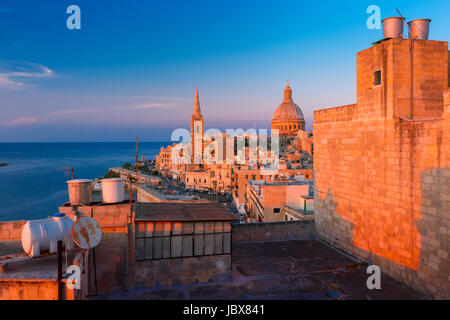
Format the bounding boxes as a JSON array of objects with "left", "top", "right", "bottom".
[
  {"left": 92, "top": 239, "right": 424, "bottom": 300},
  {"left": 314, "top": 36, "right": 450, "bottom": 299},
  {"left": 135, "top": 203, "right": 238, "bottom": 221},
  {"left": 0, "top": 185, "right": 427, "bottom": 300}
]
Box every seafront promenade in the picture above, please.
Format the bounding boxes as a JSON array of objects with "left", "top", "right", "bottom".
[{"left": 109, "top": 167, "right": 162, "bottom": 184}]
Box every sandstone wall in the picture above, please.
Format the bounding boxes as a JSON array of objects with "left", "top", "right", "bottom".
[
  {"left": 135, "top": 254, "right": 231, "bottom": 288},
  {"left": 0, "top": 279, "right": 77, "bottom": 300},
  {"left": 232, "top": 220, "right": 316, "bottom": 243},
  {"left": 0, "top": 221, "right": 26, "bottom": 241},
  {"left": 313, "top": 87, "right": 450, "bottom": 299}
]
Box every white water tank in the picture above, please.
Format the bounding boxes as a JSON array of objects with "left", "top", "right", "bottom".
[
  {"left": 101, "top": 178, "right": 125, "bottom": 203},
  {"left": 21, "top": 213, "right": 74, "bottom": 257}
]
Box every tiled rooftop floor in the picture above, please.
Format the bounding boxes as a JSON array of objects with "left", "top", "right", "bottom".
[
  {"left": 96, "top": 240, "right": 425, "bottom": 300},
  {"left": 0, "top": 240, "right": 78, "bottom": 279}
]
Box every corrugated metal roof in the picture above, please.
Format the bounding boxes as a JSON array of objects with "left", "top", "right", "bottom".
[{"left": 135, "top": 203, "right": 239, "bottom": 222}]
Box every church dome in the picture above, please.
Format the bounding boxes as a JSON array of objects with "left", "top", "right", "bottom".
[
  {"left": 272, "top": 101, "right": 304, "bottom": 121},
  {"left": 272, "top": 81, "right": 305, "bottom": 135}
]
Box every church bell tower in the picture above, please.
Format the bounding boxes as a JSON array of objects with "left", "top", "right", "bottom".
[{"left": 190, "top": 87, "right": 204, "bottom": 164}]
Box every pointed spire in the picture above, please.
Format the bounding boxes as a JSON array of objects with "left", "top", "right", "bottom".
[
  {"left": 193, "top": 87, "right": 201, "bottom": 117},
  {"left": 283, "top": 80, "right": 293, "bottom": 103}
]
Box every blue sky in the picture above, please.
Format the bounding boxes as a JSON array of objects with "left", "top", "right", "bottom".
[{"left": 0, "top": 0, "right": 449, "bottom": 142}]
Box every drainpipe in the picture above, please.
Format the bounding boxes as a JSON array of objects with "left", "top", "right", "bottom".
[
  {"left": 410, "top": 36, "right": 414, "bottom": 119},
  {"left": 57, "top": 240, "right": 63, "bottom": 300},
  {"left": 396, "top": 8, "right": 414, "bottom": 119}
]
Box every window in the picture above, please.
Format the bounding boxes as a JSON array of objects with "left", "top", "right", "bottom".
[
  {"left": 274, "top": 208, "right": 280, "bottom": 214},
  {"left": 373, "top": 70, "right": 382, "bottom": 86},
  {"left": 135, "top": 221, "right": 232, "bottom": 260}
]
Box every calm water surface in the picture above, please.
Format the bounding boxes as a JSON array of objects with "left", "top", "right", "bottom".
[{"left": 0, "top": 142, "right": 169, "bottom": 221}]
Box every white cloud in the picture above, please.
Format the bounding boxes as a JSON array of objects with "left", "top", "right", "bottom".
[
  {"left": 49, "top": 102, "right": 177, "bottom": 116},
  {"left": 0, "top": 61, "right": 54, "bottom": 89},
  {"left": 49, "top": 108, "right": 101, "bottom": 116},
  {"left": 3, "top": 117, "right": 39, "bottom": 126},
  {"left": 128, "top": 102, "right": 177, "bottom": 109}
]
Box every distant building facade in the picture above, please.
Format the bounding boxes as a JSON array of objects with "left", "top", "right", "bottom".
[{"left": 245, "top": 177, "right": 313, "bottom": 223}]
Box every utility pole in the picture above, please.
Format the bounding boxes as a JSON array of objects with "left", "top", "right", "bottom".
[
  {"left": 57, "top": 167, "right": 74, "bottom": 180},
  {"left": 135, "top": 136, "right": 139, "bottom": 175},
  {"left": 134, "top": 136, "right": 139, "bottom": 218}
]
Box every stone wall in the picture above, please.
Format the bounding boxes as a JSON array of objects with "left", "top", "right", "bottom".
[
  {"left": 232, "top": 220, "right": 316, "bottom": 243},
  {"left": 58, "top": 204, "right": 132, "bottom": 295},
  {"left": 0, "top": 221, "right": 26, "bottom": 241},
  {"left": 58, "top": 202, "right": 130, "bottom": 226},
  {"left": 135, "top": 254, "right": 231, "bottom": 288},
  {"left": 0, "top": 279, "right": 76, "bottom": 300},
  {"left": 0, "top": 279, "right": 59, "bottom": 300},
  {"left": 313, "top": 38, "right": 450, "bottom": 301},
  {"left": 89, "top": 232, "right": 130, "bottom": 294}
]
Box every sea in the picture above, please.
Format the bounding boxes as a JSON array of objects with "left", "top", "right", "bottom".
[{"left": 0, "top": 142, "right": 170, "bottom": 221}]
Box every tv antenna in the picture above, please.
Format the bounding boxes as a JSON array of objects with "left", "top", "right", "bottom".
[
  {"left": 57, "top": 167, "right": 74, "bottom": 180},
  {"left": 127, "top": 136, "right": 140, "bottom": 174}
]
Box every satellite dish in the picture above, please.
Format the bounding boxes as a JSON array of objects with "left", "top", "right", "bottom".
[{"left": 72, "top": 216, "right": 102, "bottom": 249}]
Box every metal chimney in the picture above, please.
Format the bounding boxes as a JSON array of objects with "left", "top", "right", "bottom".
[
  {"left": 407, "top": 19, "right": 431, "bottom": 40},
  {"left": 382, "top": 17, "right": 405, "bottom": 39}
]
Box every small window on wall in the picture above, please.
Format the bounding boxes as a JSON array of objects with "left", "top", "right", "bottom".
[
  {"left": 274, "top": 208, "right": 280, "bottom": 214},
  {"left": 373, "top": 70, "right": 382, "bottom": 86}
]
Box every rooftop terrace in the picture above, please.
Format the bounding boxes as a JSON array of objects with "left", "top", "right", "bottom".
[{"left": 93, "top": 240, "right": 424, "bottom": 300}]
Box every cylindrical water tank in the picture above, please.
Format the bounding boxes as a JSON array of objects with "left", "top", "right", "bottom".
[
  {"left": 408, "top": 19, "right": 431, "bottom": 40},
  {"left": 101, "top": 178, "right": 125, "bottom": 203},
  {"left": 21, "top": 213, "right": 74, "bottom": 257},
  {"left": 382, "top": 17, "right": 405, "bottom": 39},
  {"left": 67, "top": 179, "right": 93, "bottom": 205}
]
